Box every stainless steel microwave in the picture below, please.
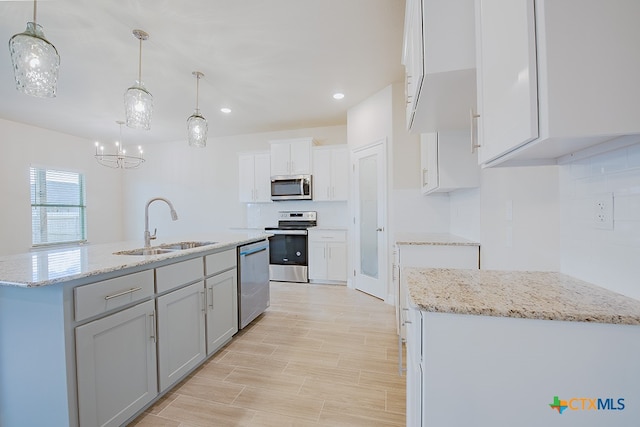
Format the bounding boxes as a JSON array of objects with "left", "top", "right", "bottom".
[{"left": 270, "top": 175, "right": 312, "bottom": 201}]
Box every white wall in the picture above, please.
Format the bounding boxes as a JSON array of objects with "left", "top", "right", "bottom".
[
  {"left": 559, "top": 141, "right": 640, "bottom": 300},
  {"left": 0, "top": 119, "right": 124, "bottom": 255},
  {"left": 121, "top": 125, "right": 349, "bottom": 242}
]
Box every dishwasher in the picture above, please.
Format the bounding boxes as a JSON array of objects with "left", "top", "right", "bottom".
[{"left": 237, "top": 240, "right": 270, "bottom": 329}]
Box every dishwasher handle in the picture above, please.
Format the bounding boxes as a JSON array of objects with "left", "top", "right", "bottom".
[{"left": 239, "top": 244, "right": 268, "bottom": 257}]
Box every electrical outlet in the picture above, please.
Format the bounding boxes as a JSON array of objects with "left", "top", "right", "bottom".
[{"left": 593, "top": 193, "right": 614, "bottom": 230}]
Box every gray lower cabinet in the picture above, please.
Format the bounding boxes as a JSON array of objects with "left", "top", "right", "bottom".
[
  {"left": 205, "top": 269, "right": 238, "bottom": 355},
  {"left": 157, "top": 280, "right": 207, "bottom": 392},
  {"left": 75, "top": 300, "right": 158, "bottom": 427}
]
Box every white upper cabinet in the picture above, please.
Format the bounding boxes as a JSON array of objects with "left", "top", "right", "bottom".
[
  {"left": 270, "top": 137, "right": 315, "bottom": 176},
  {"left": 312, "top": 145, "right": 349, "bottom": 202},
  {"left": 403, "top": 0, "right": 476, "bottom": 132},
  {"left": 238, "top": 152, "right": 271, "bottom": 203},
  {"left": 420, "top": 131, "right": 479, "bottom": 195},
  {"left": 475, "top": 0, "right": 640, "bottom": 166}
]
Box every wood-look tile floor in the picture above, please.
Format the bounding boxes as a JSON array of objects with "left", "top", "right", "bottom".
[{"left": 129, "top": 282, "right": 406, "bottom": 426}]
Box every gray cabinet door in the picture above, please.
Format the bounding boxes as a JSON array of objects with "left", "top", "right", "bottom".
[
  {"left": 157, "top": 281, "right": 206, "bottom": 391},
  {"left": 76, "top": 300, "right": 157, "bottom": 427},
  {"left": 206, "top": 269, "right": 238, "bottom": 355}
]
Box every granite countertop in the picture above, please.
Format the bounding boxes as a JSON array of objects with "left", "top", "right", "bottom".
[
  {"left": 0, "top": 231, "right": 270, "bottom": 288},
  {"left": 395, "top": 232, "right": 479, "bottom": 246},
  {"left": 405, "top": 268, "right": 640, "bottom": 325}
]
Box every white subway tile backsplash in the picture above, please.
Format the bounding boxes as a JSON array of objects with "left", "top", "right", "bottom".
[{"left": 560, "top": 142, "right": 640, "bottom": 300}]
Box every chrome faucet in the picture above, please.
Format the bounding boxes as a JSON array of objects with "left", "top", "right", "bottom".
[{"left": 144, "top": 197, "right": 179, "bottom": 247}]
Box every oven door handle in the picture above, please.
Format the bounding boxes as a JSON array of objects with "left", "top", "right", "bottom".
[{"left": 267, "top": 230, "right": 308, "bottom": 235}]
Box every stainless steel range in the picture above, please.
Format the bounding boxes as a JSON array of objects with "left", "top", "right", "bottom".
[{"left": 265, "top": 211, "right": 317, "bottom": 283}]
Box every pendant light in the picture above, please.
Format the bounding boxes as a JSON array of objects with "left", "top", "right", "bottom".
[
  {"left": 124, "top": 29, "right": 153, "bottom": 130},
  {"left": 94, "top": 121, "right": 145, "bottom": 169},
  {"left": 187, "top": 71, "right": 208, "bottom": 147},
  {"left": 9, "top": 0, "right": 60, "bottom": 98}
]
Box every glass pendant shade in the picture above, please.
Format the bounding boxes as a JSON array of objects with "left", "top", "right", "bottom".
[
  {"left": 187, "top": 71, "right": 207, "bottom": 147},
  {"left": 124, "top": 81, "right": 153, "bottom": 130},
  {"left": 124, "top": 29, "right": 152, "bottom": 130},
  {"left": 9, "top": 22, "right": 60, "bottom": 98},
  {"left": 187, "top": 111, "right": 208, "bottom": 147}
]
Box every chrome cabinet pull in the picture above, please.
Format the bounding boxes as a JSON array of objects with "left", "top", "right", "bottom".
[
  {"left": 104, "top": 287, "right": 142, "bottom": 301},
  {"left": 398, "top": 334, "right": 407, "bottom": 376},
  {"left": 201, "top": 290, "right": 206, "bottom": 313},
  {"left": 208, "top": 286, "right": 214, "bottom": 309},
  {"left": 149, "top": 311, "right": 156, "bottom": 343},
  {"left": 470, "top": 108, "right": 481, "bottom": 153}
]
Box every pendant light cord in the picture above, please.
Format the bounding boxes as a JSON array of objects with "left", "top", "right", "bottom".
[
  {"left": 138, "top": 37, "right": 143, "bottom": 83},
  {"left": 195, "top": 74, "right": 200, "bottom": 111},
  {"left": 33, "top": 0, "right": 37, "bottom": 26}
]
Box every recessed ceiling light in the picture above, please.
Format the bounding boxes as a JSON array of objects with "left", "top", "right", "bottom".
[
  {"left": 332, "top": 93, "right": 345, "bottom": 100},
  {"left": 220, "top": 107, "right": 231, "bottom": 114}
]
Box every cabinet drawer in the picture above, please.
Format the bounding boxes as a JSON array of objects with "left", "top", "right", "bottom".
[
  {"left": 74, "top": 270, "right": 154, "bottom": 322},
  {"left": 309, "top": 230, "right": 347, "bottom": 242},
  {"left": 205, "top": 249, "right": 236, "bottom": 277},
  {"left": 156, "top": 257, "right": 203, "bottom": 294}
]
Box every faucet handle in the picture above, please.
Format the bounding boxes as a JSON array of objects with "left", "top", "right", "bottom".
[{"left": 150, "top": 228, "right": 157, "bottom": 240}]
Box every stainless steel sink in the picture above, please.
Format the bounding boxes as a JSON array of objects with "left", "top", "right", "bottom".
[
  {"left": 114, "top": 241, "right": 217, "bottom": 256},
  {"left": 114, "top": 248, "right": 177, "bottom": 256},
  {"left": 158, "top": 241, "right": 217, "bottom": 250}
]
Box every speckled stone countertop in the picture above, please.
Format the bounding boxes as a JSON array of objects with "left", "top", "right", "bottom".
[
  {"left": 405, "top": 268, "right": 640, "bottom": 325},
  {"left": 0, "top": 231, "right": 270, "bottom": 288},
  {"left": 395, "top": 232, "right": 479, "bottom": 246}
]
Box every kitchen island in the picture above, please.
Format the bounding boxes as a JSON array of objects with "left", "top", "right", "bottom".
[
  {"left": 0, "top": 231, "right": 269, "bottom": 427},
  {"left": 403, "top": 268, "right": 640, "bottom": 427}
]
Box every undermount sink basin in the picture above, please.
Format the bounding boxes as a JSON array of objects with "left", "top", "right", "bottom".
[
  {"left": 114, "top": 241, "right": 217, "bottom": 256},
  {"left": 158, "top": 241, "right": 217, "bottom": 250}
]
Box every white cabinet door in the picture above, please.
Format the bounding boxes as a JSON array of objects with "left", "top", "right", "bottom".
[
  {"left": 330, "top": 147, "right": 349, "bottom": 201},
  {"left": 326, "top": 242, "right": 347, "bottom": 282},
  {"left": 312, "top": 148, "right": 332, "bottom": 201},
  {"left": 289, "top": 140, "right": 312, "bottom": 175},
  {"left": 238, "top": 152, "right": 271, "bottom": 203},
  {"left": 405, "top": 305, "right": 423, "bottom": 427},
  {"left": 269, "top": 142, "right": 291, "bottom": 176},
  {"left": 76, "top": 300, "right": 157, "bottom": 427},
  {"left": 157, "top": 281, "right": 206, "bottom": 392},
  {"left": 475, "top": 0, "right": 538, "bottom": 164},
  {"left": 253, "top": 153, "right": 272, "bottom": 202},
  {"left": 205, "top": 269, "right": 238, "bottom": 355},
  {"left": 308, "top": 240, "right": 328, "bottom": 281},
  {"left": 421, "top": 131, "right": 479, "bottom": 194},
  {"left": 420, "top": 133, "right": 439, "bottom": 194}
]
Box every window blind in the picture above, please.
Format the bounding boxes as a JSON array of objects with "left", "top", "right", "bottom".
[{"left": 30, "top": 167, "right": 87, "bottom": 246}]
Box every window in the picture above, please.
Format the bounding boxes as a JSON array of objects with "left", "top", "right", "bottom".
[{"left": 30, "top": 167, "right": 87, "bottom": 246}]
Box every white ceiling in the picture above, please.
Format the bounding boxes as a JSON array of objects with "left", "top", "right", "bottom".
[{"left": 0, "top": 0, "right": 405, "bottom": 146}]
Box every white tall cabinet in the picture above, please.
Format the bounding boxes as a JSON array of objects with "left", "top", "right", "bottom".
[
  {"left": 238, "top": 152, "right": 271, "bottom": 203},
  {"left": 269, "top": 137, "right": 314, "bottom": 176},
  {"left": 312, "top": 145, "right": 349, "bottom": 201},
  {"left": 475, "top": 0, "right": 640, "bottom": 166}
]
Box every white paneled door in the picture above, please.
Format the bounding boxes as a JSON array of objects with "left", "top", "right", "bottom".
[{"left": 353, "top": 140, "right": 388, "bottom": 300}]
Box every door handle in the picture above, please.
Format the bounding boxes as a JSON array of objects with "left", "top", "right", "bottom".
[{"left": 376, "top": 227, "right": 384, "bottom": 232}]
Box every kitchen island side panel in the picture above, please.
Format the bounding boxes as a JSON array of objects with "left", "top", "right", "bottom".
[
  {"left": 0, "top": 284, "right": 73, "bottom": 427},
  {"left": 422, "top": 311, "right": 640, "bottom": 426}
]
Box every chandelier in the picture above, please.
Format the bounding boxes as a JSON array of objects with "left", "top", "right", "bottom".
[
  {"left": 124, "top": 29, "right": 153, "bottom": 130},
  {"left": 9, "top": 0, "right": 60, "bottom": 98},
  {"left": 94, "top": 121, "right": 145, "bottom": 169},
  {"left": 187, "top": 71, "right": 208, "bottom": 147}
]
